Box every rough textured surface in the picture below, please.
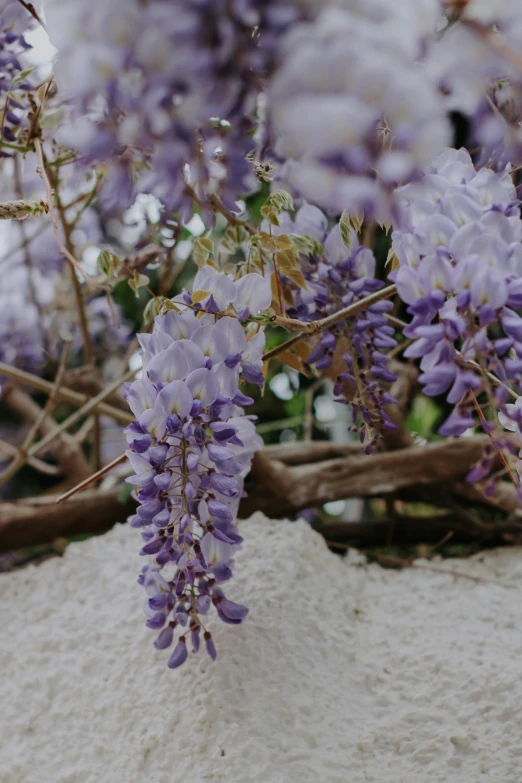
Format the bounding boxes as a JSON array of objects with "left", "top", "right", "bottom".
[{"left": 1, "top": 514, "right": 522, "bottom": 782}]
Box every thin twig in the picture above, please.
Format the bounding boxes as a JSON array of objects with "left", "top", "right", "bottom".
[
  {"left": 0, "top": 362, "right": 134, "bottom": 424},
  {"left": 34, "top": 138, "right": 98, "bottom": 286},
  {"left": 16, "top": 0, "right": 46, "bottom": 29},
  {"left": 48, "top": 160, "right": 102, "bottom": 466},
  {"left": 56, "top": 452, "right": 128, "bottom": 504},
  {"left": 13, "top": 156, "right": 49, "bottom": 353},
  {"left": 262, "top": 332, "right": 306, "bottom": 362},
  {"left": 184, "top": 184, "right": 257, "bottom": 235},
  {"left": 0, "top": 382, "right": 91, "bottom": 486},
  {"left": 470, "top": 389, "right": 519, "bottom": 487},
  {"left": 0, "top": 220, "right": 48, "bottom": 264},
  {"left": 0, "top": 344, "right": 71, "bottom": 484},
  {"left": 72, "top": 415, "right": 95, "bottom": 444},
  {"left": 207, "top": 192, "right": 257, "bottom": 235},
  {"left": 0, "top": 438, "right": 61, "bottom": 475},
  {"left": 304, "top": 379, "right": 324, "bottom": 441},
  {"left": 21, "top": 342, "right": 71, "bottom": 450},
  {"left": 256, "top": 415, "right": 307, "bottom": 435},
  {"left": 51, "top": 165, "right": 95, "bottom": 365},
  {"left": 27, "top": 368, "right": 135, "bottom": 459},
  {"left": 274, "top": 284, "right": 398, "bottom": 333},
  {"left": 463, "top": 18, "right": 522, "bottom": 74},
  {"left": 263, "top": 284, "right": 397, "bottom": 361}
]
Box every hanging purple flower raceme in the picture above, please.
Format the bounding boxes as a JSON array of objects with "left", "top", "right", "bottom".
[
  {"left": 428, "top": 1, "right": 522, "bottom": 171},
  {"left": 125, "top": 270, "right": 271, "bottom": 667},
  {"left": 281, "top": 204, "right": 398, "bottom": 452},
  {"left": 0, "top": 1, "right": 40, "bottom": 149},
  {"left": 45, "top": 0, "right": 319, "bottom": 214},
  {"left": 391, "top": 147, "right": 522, "bottom": 494},
  {"left": 268, "top": 1, "right": 450, "bottom": 221}
]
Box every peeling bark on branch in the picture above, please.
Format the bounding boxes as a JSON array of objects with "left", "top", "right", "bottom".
[
  {"left": 0, "top": 437, "right": 519, "bottom": 553},
  {"left": 240, "top": 436, "right": 518, "bottom": 518},
  {"left": 0, "top": 489, "right": 136, "bottom": 551}
]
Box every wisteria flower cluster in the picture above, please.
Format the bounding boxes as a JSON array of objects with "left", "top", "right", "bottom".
[
  {"left": 269, "top": 204, "right": 398, "bottom": 450},
  {"left": 429, "top": 0, "right": 522, "bottom": 171},
  {"left": 0, "top": 0, "right": 39, "bottom": 149},
  {"left": 124, "top": 271, "right": 269, "bottom": 666},
  {"left": 392, "top": 148, "right": 522, "bottom": 488},
  {"left": 4, "top": 0, "right": 522, "bottom": 673},
  {"left": 45, "top": 0, "right": 319, "bottom": 214},
  {"left": 269, "top": 0, "right": 450, "bottom": 220}
]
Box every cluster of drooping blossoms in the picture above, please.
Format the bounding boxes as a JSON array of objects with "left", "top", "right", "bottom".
[
  {"left": 273, "top": 204, "right": 398, "bottom": 451},
  {"left": 428, "top": 0, "right": 522, "bottom": 170},
  {"left": 0, "top": 0, "right": 39, "bottom": 149},
  {"left": 45, "top": 0, "right": 319, "bottom": 214},
  {"left": 392, "top": 147, "right": 522, "bottom": 494},
  {"left": 269, "top": 0, "right": 450, "bottom": 221},
  {"left": 124, "top": 269, "right": 271, "bottom": 667}
]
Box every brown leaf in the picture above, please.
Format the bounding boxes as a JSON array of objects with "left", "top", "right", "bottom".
[
  {"left": 275, "top": 234, "right": 294, "bottom": 250},
  {"left": 275, "top": 247, "right": 297, "bottom": 272},
  {"left": 285, "top": 267, "right": 308, "bottom": 289},
  {"left": 277, "top": 349, "right": 309, "bottom": 374}
]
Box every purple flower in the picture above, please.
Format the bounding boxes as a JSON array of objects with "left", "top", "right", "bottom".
[
  {"left": 154, "top": 626, "right": 174, "bottom": 650},
  {"left": 393, "top": 148, "right": 522, "bottom": 484},
  {"left": 214, "top": 596, "right": 249, "bottom": 625},
  {"left": 125, "top": 284, "right": 264, "bottom": 668},
  {"left": 168, "top": 637, "right": 188, "bottom": 670},
  {"left": 46, "top": 0, "right": 316, "bottom": 214},
  {"left": 284, "top": 210, "right": 398, "bottom": 449}
]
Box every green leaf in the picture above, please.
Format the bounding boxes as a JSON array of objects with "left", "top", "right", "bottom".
[
  {"left": 339, "top": 210, "right": 352, "bottom": 252},
  {"left": 142, "top": 296, "right": 163, "bottom": 324},
  {"left": 12, "top": 66, "right": 36, "bottom": 84},
  {"left": 260, "top": 205, "right": 280, "bottom": 227},
  {"left": 193, "top": 236, "right": 214, "bottom": 267},
  {"left": 118, "top": 482, "right": 134, "bottom": 504},
  {"left": 97, "top": 249, "right": 122, "bottom": 279},
  {"left": 288, "top": 233, "right": 323, "bottom": 257},
  {"left": 221, "top": 224, "right": 251, "bottom": 253},
  {"left": 268, "top": 189, "right": 294, "bottom": 212},
  {"left": 406, "top": 395, "right": 443, "bottom": 440},
  {"left": 351, "top": 212, "right": 364, "bottom": 234},
  {"left": 128, "top": 271, "right": 149, "bottom": 297}
]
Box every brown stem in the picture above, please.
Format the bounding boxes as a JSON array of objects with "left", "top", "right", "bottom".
[
  {"left": 0, "top": 438, "right": 61, "bottom": 475},
  {"left": 15, "top": 0, "right": 46, "bottom": 29},
  {"left": 0, "top": 383, "right": 90, "bottom": 487},
  {"left": 207, "top": 193, "right": 257, "bottom": 235},
  {"left": 264, "top": 285, "right": 398, "bottom": 360},
  {"left": 34, "top": 138, "right": 100, "bottom": 287},
  {"left": 0, "top": 362, "right": 134, "bottom": 424},
  {"left": 0, "top": 488, "right": 137, "bottom": 552},
  {"left": 463, "top": 18, "right": 522, "bottom": 74},
  {"left": 185, "top": 185, "right": 257, "bottom": 235},
  {"left": 240, "top": 436, "right": 519, "bottom": 518},
  {"left": 13, "top": 156, "right": 50, "bottom": 354},
  {"left": 0, "top": 342, "right": 71, "bottom": 483},
  {"left": 27, "top": 368, "right": 135, "bottom": 460},
  {"left": 48, "top": 157, "right": 94, "bottom": 366},
  {"left": 56, "top": 453, "right": 128, "bottom": 504}
]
